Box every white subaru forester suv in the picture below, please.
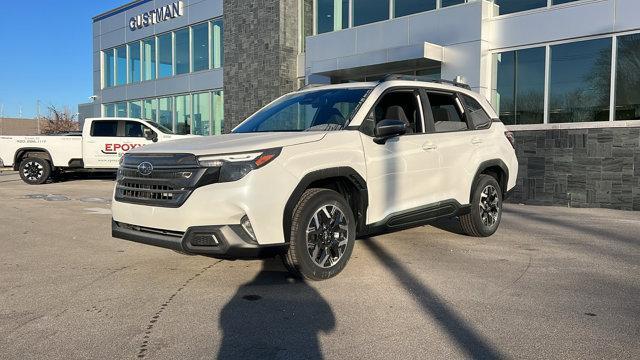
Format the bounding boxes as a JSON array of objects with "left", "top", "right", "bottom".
[{"left": 112, "top": 76, "right": 518, "bottom": 280}]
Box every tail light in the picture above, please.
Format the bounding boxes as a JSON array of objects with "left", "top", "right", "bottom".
[{"left": 504, "top": 131, "right": 516, "bottom": 149}]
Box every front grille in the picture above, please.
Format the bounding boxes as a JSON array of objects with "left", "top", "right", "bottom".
[{"left": 115, "top": 153, "right": 219, "bottom": 207}]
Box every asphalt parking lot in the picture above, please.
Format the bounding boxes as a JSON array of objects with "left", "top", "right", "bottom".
[{"left": 0, "top": 169, "right": 638, "bottom": 360}]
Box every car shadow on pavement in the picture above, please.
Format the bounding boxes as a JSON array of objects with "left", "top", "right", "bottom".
[
  {"left": 51, "top": 172, "right": 116, "bottom": 183},
  {"left": 430, "top": 216, "right": 467, "bottom": 235},
  {"left": 361, "top": 238, "right": 506, "bottom": 360},
  {"left": 217, "top": 258, "right": 335, "bottom": 360}
]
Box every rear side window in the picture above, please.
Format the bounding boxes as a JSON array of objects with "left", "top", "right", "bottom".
[
  {"left": 91, "top": 121, "right": 118, "bottom": 137},
  {"left": 461, "top": 94, "right": 492, "bottom": 129},
  {"left": 427, "top": 92, "right": 467, "bottom": 133}
]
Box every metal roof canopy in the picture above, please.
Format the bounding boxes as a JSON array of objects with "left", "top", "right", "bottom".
[{"left": 310, "top": 42, "right": 444, "bottom": 80}]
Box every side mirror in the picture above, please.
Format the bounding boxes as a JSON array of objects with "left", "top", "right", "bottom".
[
  {"left": 144, "top": 130, "right": 158, "bottom": 143},
  {"left": 374, "top": 119, "right": 407, "bottom": 144}
]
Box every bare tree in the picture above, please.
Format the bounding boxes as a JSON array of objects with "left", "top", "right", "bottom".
[{"left": 40, "top": 106, "right": 80, "bottom": 135}]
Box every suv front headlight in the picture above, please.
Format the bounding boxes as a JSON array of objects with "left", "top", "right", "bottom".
[{"left": 197, "top": 148, "right": 282, "bottom": 183}]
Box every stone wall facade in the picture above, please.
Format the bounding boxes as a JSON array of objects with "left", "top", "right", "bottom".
[
  {"left": 509, "top": 127, "right": 640, "bottom": 211},
  {"left": 222, "top": 0, "right": 299, "bottom": 131}
]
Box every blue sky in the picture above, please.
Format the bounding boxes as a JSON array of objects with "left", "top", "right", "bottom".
[{"left": 0, "top": 0, "right": 126, "bottom": 118}]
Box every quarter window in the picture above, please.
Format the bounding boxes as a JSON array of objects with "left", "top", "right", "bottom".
[{"left": 461, "top": 94, "right": 491, "bottom": 129}]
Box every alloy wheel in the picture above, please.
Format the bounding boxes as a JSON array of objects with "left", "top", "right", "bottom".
[
  {"left": 306, "top": 204, "right": 349, "bottom": 268},
  {"left": 479, "top": 184, "right": 500, "bottom": 227},
  {"left": 23, "top": 161, "right": 44, "bottom": 181}
]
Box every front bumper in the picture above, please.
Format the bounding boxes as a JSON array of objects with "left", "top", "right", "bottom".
[{"left": 112, "top": 220, "right": 288, "bottom": 259}]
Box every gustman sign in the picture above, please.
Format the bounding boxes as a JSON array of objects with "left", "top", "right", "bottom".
[{"left": 129, "top": 1, "right": 184, "bottom": 31}]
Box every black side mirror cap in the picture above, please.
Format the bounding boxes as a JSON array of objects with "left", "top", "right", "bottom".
[{"left": 374, "top": 119, "right": 407, "bottom": 144}]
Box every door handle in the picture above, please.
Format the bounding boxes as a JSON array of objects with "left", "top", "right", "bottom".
[
  {"left": 471, "top": 137, "right": 483, "bottom": 145},
  {"left": 422, "top": 142, "right": 437, "bottom": 151}
]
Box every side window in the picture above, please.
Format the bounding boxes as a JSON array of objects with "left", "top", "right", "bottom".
[
  {"left": 370, "top": 90, "right": 423, "bottom": 134},
  {"left": 427, "top": 92, "right": 467, "bottom": 133},
  {"left": 461, "top": 94, "right": 492, "bottom": 129},
  {"left": 91, "top": 121, "right": 119, "bottom": 137},
  {"left": 124, "top": 121, "right": 151, "bottom": 138}
]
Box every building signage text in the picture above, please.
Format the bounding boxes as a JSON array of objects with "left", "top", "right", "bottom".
[{"left": 129, "top": 1, "right": 184, "bottom": 31}]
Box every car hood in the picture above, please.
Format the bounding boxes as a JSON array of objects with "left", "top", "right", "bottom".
[{"left": 133, "top": 132, "right": 327, "bottom": 156}]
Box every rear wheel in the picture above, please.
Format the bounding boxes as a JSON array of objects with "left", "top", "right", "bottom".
[
  {"left": 460, "top": 174, "right": 503, "bottom": 237},
  {"left": 19, "top": 157, "right": 51, "bottom": 185},
  {"left": 282, "top": 188, "right": 356, "bottom": 281}
]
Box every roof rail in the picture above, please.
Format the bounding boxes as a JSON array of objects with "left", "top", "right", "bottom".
[{"left": 380, "top": 74, "right": 472, "bottom": 90}]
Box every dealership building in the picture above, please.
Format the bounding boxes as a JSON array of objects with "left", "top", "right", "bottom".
[{"left": 91, "top": 0, "right": 640, "bottom": 210}]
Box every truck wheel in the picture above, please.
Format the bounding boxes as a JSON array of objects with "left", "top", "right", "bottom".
[
  {"left": 460, "top": 174, "right": 503, "bottom": 237},
  {"left": 19, "top": 157, "right": 51, "bottom": 185},
  {"left": 282, "top": 188, "right": 356, "bottom": 281}
]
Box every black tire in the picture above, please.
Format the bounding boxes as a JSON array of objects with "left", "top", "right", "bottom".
[
  {"left": 19, "top": 157, "right": 51, "bottom": 185},
  {"left": 460, "top": 174, "right": 503, "bottom": 237},
  {"left": 281, "top": 188, "right": 356, "bottom": 281}
]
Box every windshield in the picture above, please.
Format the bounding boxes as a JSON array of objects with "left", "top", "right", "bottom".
[
  {"left": 233, "top": 88, "right": 371, "bottom": 133},
  {"left": 142, "top": 120, "right": 174, "bottom": 134}
]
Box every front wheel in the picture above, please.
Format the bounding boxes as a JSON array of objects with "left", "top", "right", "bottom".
[
  {"left": 460, "top": 174, "right": 503, "bottom": 237},
  {"left": 19, "top": 157, "right": 51, "bottom": 185},
  {"left": 282, "top": 188, "right": 356, "bottom": 281}
]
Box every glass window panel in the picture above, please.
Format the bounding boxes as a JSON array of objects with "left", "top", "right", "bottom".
[
  {"left": 175, "top": 29, "right": 190, "bottom": 75},
  {"left": 549, "top": 38, "right": 612, "bottom": 123},
  {"left": 142, "top": 38, "right": 156, "bottom": 80},
  {"left": 175, "top": 95, "right": 191, "bottom": 134},
  {"left": 494, "top": 0, "right": 546, "bottom": 15},
  {"left": 212, "top": 90, "right": 224, "bottom": 135},
  {"left": 616, "top": 33, "right": 640, "bottom": 120},
  {"left": 493, "top": 47, "right": 545, "bottom": 125},
  {"left": 441, "top": 0, "right": 465, "bottom": 7},
  {"left": 115, "top": 46, "right": 127, "bottom": 86},
  {"left": 115, "top": 102, "right": 127, "bottom": 117},
  {"left": 124, "top": 121, "right": 149, "bottom": 137},
  {"left": 394, "top": 0, "right": 436, "bottom": 18},
  {"left": 158, "top": 33, "right": 173, "bottom": 78},
  {"left": 143, "top": 98, "right": 158, "bottom": 121},
  {"left": 103, "top": 103, "right": 115, "bottom": 117},
  {"left": 192, "top": 92, "right": 211, "bottom": 135},
  {"left": 129, "top": 101, "right": 142, "bottom": 119},
  {"left": 317, "top": 0, "right": 349, "bottom": 34},
  {"left": 192, "top": 23, "right": 209, "bottom": 72},
  {"left": 128, "top": 42, "right": 141, "bottom": 83},
  {"left": 553, "top": 0, "right": 580, "bottom": 5},
  {"left": 212, "top": 19, "right": 224, "bottom": 68},
  {"left": 158, "top": 97, "right": 174, "bottom": 130},
  {"left": 91, "top": 120, "right": 119, "bottom": 137},
  {"left": 103, "top": 50, "right": 115, "bottom": 88},
  {"left": 353, "top": 0, "right": 389, "bottom": 27}
]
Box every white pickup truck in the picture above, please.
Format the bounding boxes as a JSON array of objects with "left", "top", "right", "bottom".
[{"left": 0, "top": 117, "right": 193, "bottom": 184}]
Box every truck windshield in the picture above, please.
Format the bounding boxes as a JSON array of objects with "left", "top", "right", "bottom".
[
  {"left": 233, "top": 88, "right": 371, "bottom": 133},
  {"left": 142, "top": 120, "right": 174, "bottom": 134}
]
